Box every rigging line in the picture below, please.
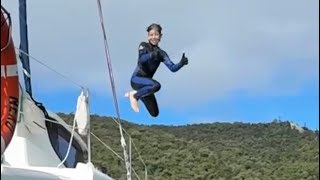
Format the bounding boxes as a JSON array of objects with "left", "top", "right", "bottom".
[
  {"left": 95, "top": 0, "right": 131, "bottom": 179},
  {"left": 110, "top": 117, "right": 147, "bottom": 167},
  {"left": 15, "top": 47, "right": 85, "bottom": 90},
  {"left": 91, "top": 132, "right": 124, "bottom": 161},
  {"left": 95, "top": 1, "right": 121, "bottom": 120}
]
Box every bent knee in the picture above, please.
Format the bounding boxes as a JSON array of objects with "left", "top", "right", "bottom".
[
  {"left": 153, "top": 82, "right": 161, "bottom": 92},
  {"left": 150, "top": 110, "right": 159, "bottom": 117}
]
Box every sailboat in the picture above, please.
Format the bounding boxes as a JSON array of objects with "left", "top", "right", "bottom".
[{"left": 1, "top": 1, "right": 146, "bottom": 180}]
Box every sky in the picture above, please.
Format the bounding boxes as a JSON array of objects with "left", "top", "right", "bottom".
[{"left": 2, "top": 0, "right": 319, "bottom": 130}]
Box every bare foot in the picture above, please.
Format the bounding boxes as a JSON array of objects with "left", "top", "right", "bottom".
[{"left": 127, "top": 90, "right": 139, "bottom": 112}]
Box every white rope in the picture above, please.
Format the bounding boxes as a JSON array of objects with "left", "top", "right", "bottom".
[
  {"left": 42, "top": 117, "right": 124, "bottom": 160},
  {"left": 57, "top": 114, "right": 77, "bottom": 168},
  {"left": 110, "top": 117, "right": 147, "bottom": 168},
  {"left": 41, "top": 109, "right": 146, "bottom": 179}
]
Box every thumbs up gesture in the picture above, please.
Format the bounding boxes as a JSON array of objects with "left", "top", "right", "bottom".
[{"left": 180, "top": 53, "right": 188, "bottom": 65}]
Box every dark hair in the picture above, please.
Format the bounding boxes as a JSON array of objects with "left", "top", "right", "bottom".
[{"left": 147, "top": 23, "right": 162, "bottom": 34}]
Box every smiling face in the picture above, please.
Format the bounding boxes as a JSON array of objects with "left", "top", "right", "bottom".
[{"left": 148, "top": 29, "right": 162, "bottom": 46}]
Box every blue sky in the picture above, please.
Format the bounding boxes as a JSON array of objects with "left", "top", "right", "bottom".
[{"left": 3, "top": 1, "right": 319, "bottom": 130}]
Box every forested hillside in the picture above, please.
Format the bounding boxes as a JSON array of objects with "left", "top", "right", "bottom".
[{"left": 59, "top": 113, "right": 319, "bottom": 180}]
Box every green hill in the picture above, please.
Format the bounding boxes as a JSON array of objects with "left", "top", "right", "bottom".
[{"left": 59, "top": 113, "right": 319, "bottom": 180}]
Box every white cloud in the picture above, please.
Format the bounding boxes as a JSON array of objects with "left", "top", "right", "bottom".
[{"left": 2, "top": 0, "right": 319, "bottom": 110}]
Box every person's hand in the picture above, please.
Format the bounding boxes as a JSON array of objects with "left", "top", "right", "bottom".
[{"left": 180, "top": 53, "right": 188, "bottom": 65}]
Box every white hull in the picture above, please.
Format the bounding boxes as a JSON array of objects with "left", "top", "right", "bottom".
[
  {"left": 1, "top": 89, "right": 114, "bottom": 180},
  {"left": 1, "top": 162, "right": 112, "bottom": 180}
]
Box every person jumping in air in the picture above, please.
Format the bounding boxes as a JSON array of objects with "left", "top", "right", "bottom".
[{"left": 126, "top": 23, "right": 188, "bottom": 117}]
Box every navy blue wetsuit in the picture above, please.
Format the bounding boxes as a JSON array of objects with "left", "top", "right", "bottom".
[{"left": 131, "top": 42, "right": 185, "bottom": 117}]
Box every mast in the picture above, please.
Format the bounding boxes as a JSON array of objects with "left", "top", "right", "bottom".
[{"left": 19, "top": 0, "right": 32, "bottom": 95}]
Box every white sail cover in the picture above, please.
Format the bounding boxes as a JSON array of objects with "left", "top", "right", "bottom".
[{"left": 74, "top": 90, "right": 90, "bottom": 136}]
